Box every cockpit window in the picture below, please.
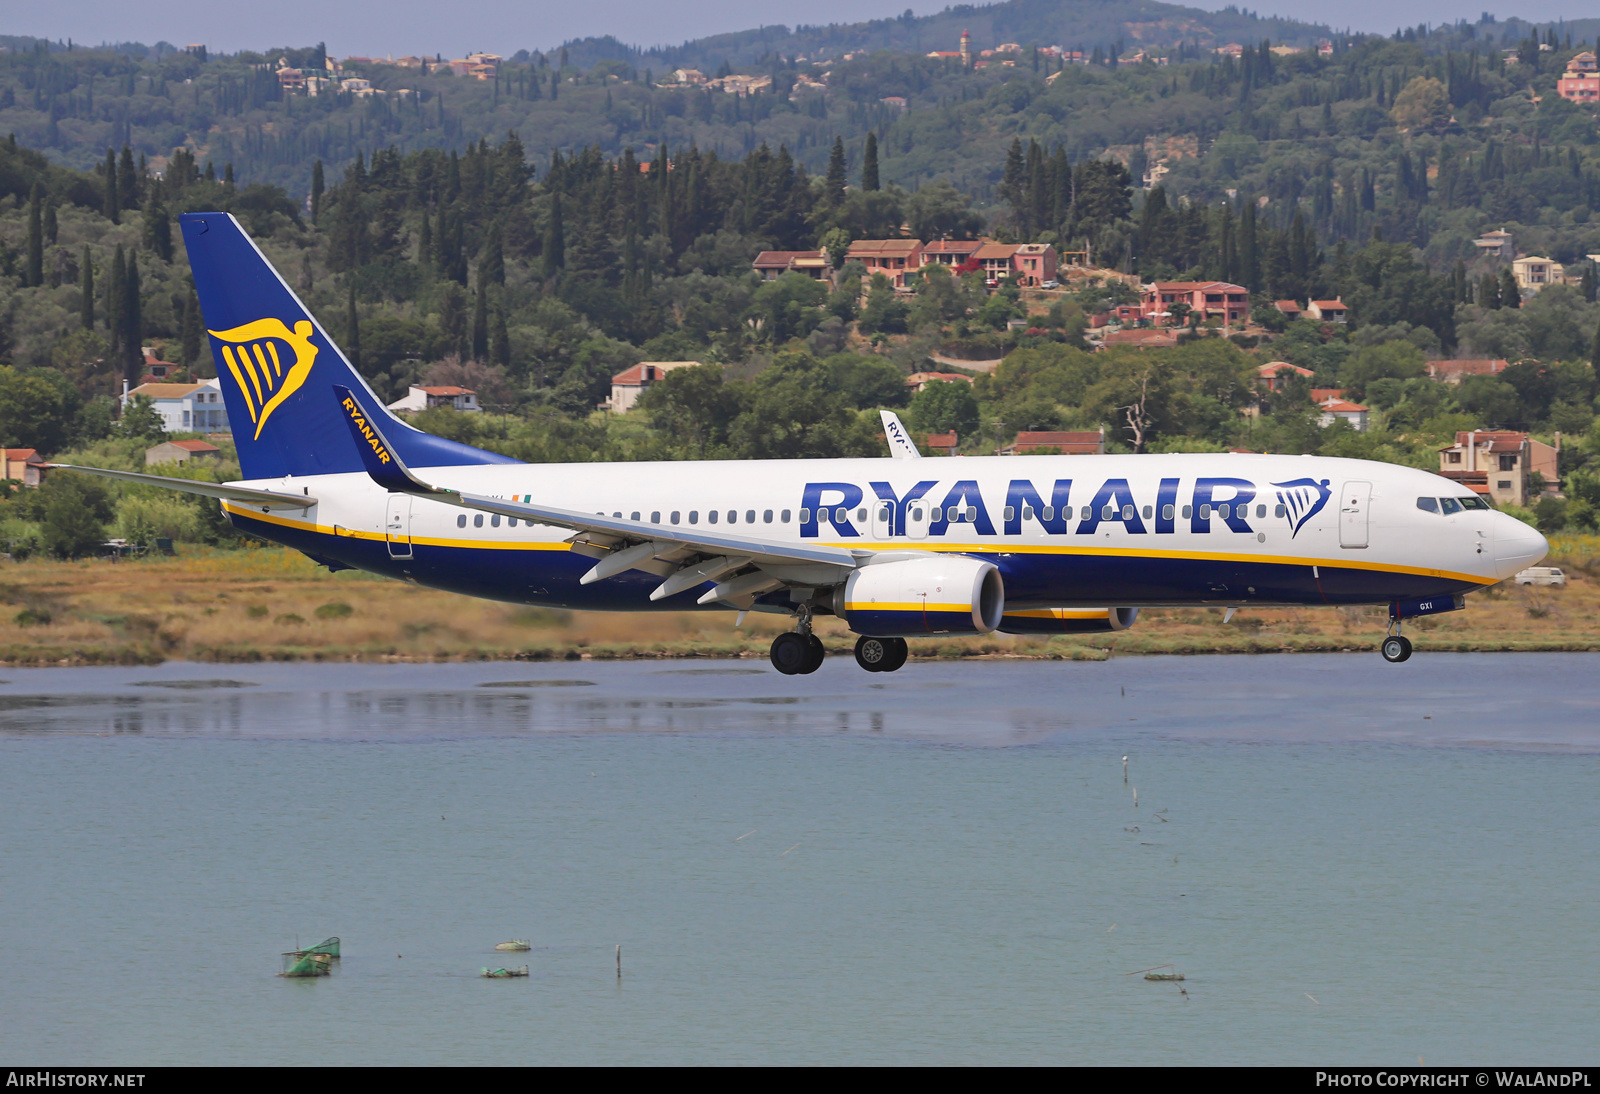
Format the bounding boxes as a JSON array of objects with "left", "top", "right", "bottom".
[
  {"left": 1439, "top": 497, "right": 1463, "bottom": 515},
  {"left": 1457, "top": 496, "right": 1490, "bottom": 510},
  {"left": 1417, "top": 497, "right": 1440, "bottom": 514}
]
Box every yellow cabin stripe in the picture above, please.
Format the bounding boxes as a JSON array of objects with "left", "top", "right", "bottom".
[{"left": 219, "top": 505, "right": 1492, "bottom": 584}]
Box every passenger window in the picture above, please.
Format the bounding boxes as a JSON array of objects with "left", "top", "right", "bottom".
[
  {"left": 747, "top": 510, "right": 756, "bottom": 524},
  {"left": 491, "top": 514, "right": 501, "bottom": 528},
  {"left": 1218, "top": 504, "right": 1230, "bottom": 520},
  {"left": 1003, "top": 506, "right": 1016, "bottom": 521},
  {"left": 651, "top": 511, "right": 661, "bottom": 523},
  {"left": 1256, "top": 505, "right": 1266, "bottom": 518},
  {"left": 1042, "top": 506, "right": 1055, "bottom": 520},
  {"left": 1122, "top": 504, "right": 1134, "bottom": 520},
  {"left": 1022, "top": 506, "right": 1034, "bottom": 520},
  {"left": 474, "top": 514, "right": 484, "bottom": 528},
  {"left": 1417, "top": 497, "right": 1439, "bottom": 514},
  {"left": 910, "top": 507, "right": 923, "bottom": 521},
  {"left": 817, "top": 509, "right": 829, "bottom": 525},
  {"left": 1162, "top": 504, "right": 1174, "bottom": 520},
  {"left": 1143, "top": 505, "right": 1153, "bottom": 519},
  {"left": 613, "top": 512, "right": 622, "bottom": 519},
  {"left": 1181, "top": 505, "right": 1192, "bottom": 519},
  {"left": 877, "top": 504, "right": 891, "bottom": 522},
  {"left": 726, "top": 510, "right": 736, "bottom": 524},
  {"left": 835, "top": 508, "right": 848, "bottom": 524},
  {"left": 965, "top": 507, "right": 977, "bottom": 522},
  {"left": 631, "top": 511, "right": 640, "bottom": 521},
  {"left": 1102, "top": 505, "right": 1113, "bottom": 520},
  {"left": 797, "top": 509, "right": 808, "bottom": 523},
  {"left": 508, "top": 518, "right": 518, "bottom": 528},
  {"left": 457, "top": 514, "right": 466, "bottom": 528},
  {"left": 1440, "top": 498, "right": 1462, "bottom": 515},
  {"left": 1061, "top": 506, "right": 1073, "bottom": 519},
  {"left": 671, "top": 511, "right": 680, "bottom": 524},
  {"left": 689, "top": 511, "right": 699, "bottom": 524},
  {"left": 1199, "top": 504, "right": 1211, "bottom": 519},
  {"left": 1274, "top": 504, "right": 1285, "bottom": 518},
  {"left": 763, "top": 510, "right": 773, "bottom": 523},
  {"left": 782, "top": 510, "right": 792, "bottom": 523},
  {"left": 708, "top": 511, "right": 718, "bottom": 524}
]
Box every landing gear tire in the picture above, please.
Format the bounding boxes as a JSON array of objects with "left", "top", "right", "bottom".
[
  {"left": 854, "top": 635, "right": 908, "bottom": 673},
  {"left": 770, "top": 633, "right": 811, "bottom": 675},
  {"left": 1381, "top": 635, "right": 1413, "bottom": 663},
  {"left": 800, "top": 634, "right": 826, "bottom": 674}
]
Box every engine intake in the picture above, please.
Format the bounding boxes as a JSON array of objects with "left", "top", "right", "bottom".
[
  {"left": 998, "top": 607, "right": 1140, "bottom": 635},
  {"left": 841, "top": 555, "right": 1004, "bottom": 637}
]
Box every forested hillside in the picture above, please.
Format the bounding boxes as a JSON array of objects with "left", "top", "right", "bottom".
[{"left": 6, "top": 10, "right": 1600, "bottom": 555}]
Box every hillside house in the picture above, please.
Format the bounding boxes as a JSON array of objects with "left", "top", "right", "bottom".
[
  {"left": 1013, "top": 243, "right": 1058, "bottom": 287},
  {"left": 1558, "top": 52, "right": 1600, "bottom": 102},
  {"left": 845, "top": 239, "right": 924, "bottom": 289},
  {"left": 1139, "top": 281, "right": 1250, "bottom": 325},
  {"left": 1273, "top": 300, "right": 1303, "bottom": 319},
  {"left": 1425, "top": 359, "right": 1509, "bottom": 384},
  {"left": 1439, "top": 430, "right": 1558, "bottom": 507},
  {"left": 1000, "top": 429, "right": 1105, "bottom": 455},
  {"left": 924, "top": 431, "right": 959, "bottom": 455},
  {"left": 1512, "top": 256, "right": 1564, "bottom": 293},
  {"left": 2, "top": 448, "right": 48, "bottom": 487},
  {"left": 1473, "top": 229, "right": 1515, "bottom": 258},
  {"left": 1316, "top": 396, "right": 1369, "bottom": 431},
  {"left": 1100, "top": 328, "right": 1180, "bottom": 348},
  {"left": 1306, "top": 298, "right": 1348, "bottom": 323},
  {"left": 388, "top": 385, "right": 481, "bottom": 413},
  {"left": 905, "top": 371, "right": 974, "bottom": 392},
  {"left": 123, "top": 379, "right": 229, "bottom": 434},
  {"left": 600, "top": 362, "right": 701, "bottom": 413},
  {"left": 146, "top": 439, "right": 221, "bottom": 466},
  {"left": 1257, "top": 362, "right": 1315, "bottom": 391},
  {"left": 752, "top": 251, "right": 831, "bottom": 282},
  {"left": 920, "top": 240, "right": 983, "bottom": 269}
]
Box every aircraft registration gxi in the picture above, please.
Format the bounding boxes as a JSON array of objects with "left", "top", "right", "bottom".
[{"left": 55, "top": 213, "right": 1548, "bottom": 675}]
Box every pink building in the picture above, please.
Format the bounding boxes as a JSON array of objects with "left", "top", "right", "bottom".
[
  {"left": 846, "top": 239, "right": 925, "bottom": 289},
  {"left": 1140, "top": 281, "right": 1250, "bottom": 325}
]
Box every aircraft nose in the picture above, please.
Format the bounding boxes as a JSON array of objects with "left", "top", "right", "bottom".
[{"left": 1493, "top": 514, "right": 1548, "bottom": 578}]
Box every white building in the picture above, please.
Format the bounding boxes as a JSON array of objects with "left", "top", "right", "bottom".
[
  {"left": 123, "top": 379, "right": 230, "bottom": 434},
  {"left": 600, "top": 362, "right": 702, "bottom": 413},
  {"left": 388, "top": 385, "right": 481, "bottom": 412},
  {"left": 1316, "top": 396, "right": 1369, "bottom": 432}
]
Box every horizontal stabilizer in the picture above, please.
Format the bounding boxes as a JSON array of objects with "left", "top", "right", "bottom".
[{"left": 47, "top": 464, "right": 317, "bottom": 510}]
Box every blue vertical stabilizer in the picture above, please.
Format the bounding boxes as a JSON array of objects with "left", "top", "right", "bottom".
[{"left": 180, "top": 212, "right": 518, "bottom": 480}]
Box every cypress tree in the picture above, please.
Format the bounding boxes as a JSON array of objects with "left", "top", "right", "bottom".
[
  {"left": 825, "top": 136, "right": 847, "bottom": 205},
  {"left": 118, "top": 145, "right": 138, "bottom": 210},
  {"left": 1582, "top": 262, "right": 1597, "bottom": 304},
  {"left": 543, "top": 192, "right": 565, "bottom": 277},
  {"left": 472, "top": 275, "right": 489, "bottom": 360},
  {"left": 80, "top": 246, "right": 94, "bottom": 329},
  {"left": 491, "top": 303, "right": 510, "bottom": 370},
  {"left": 24, "top": 184, "right": 43, "bottom": 287},
  {"left": 180, "top": 280, "right": 202, "bottom": 366},
  {"left": 1479, "top": 272, "right": 1500, "bottom": 309},
  {"left": 1499, "top": 267, "right": 1521, "bottom": 309},
  {"left": 311, "top": 159, "right": 325, "bottom": 224},
  {"left": 43, "top": 198, "right": 57, "bottom": 245},
  {"left": 107, "top": 245, "right": 126, "bottom": 346},
  {"left": 1592, "top": 318, "right": 1600, "bottom": 390},
  {"left": 483, "top": 234, "right": 505, "bottom": 285},
  {"left": 346, "top": 283, "right": 361, "bottom": 372},
  {"left": 103, "top": 148, "right": 120, "bottom": 223},
  {"left": 122, "top": 255, "right": 143, "bottom": 388},
  {"left": 862, "top": 132, "right": 880, "bottom": 191},
  {"left": 143, "top": 182, "right": 173, "bottom": 263}
]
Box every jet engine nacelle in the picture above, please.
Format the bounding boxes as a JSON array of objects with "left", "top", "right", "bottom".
[
  {"left": 998, "top": 607, "right": 1140, "bottom": 635},
  {"left": 841, "top": 555, "right": 1004, "bottom": 637}
]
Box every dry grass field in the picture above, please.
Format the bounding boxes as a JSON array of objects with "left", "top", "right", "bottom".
[{"left": 2, "top": 536, "right": 1597, "bottom": 666}]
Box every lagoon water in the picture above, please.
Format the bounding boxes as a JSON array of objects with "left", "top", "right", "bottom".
[{"left": 1, "top": 654, "right": 1596, "bottom": 1065}]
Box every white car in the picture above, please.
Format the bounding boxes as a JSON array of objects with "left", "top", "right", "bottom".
[
  {"left": 1041, "top": 280, "right": 1060, "bottom": 289},
  {"left": 1514, "top": 566, "right": 1566, "bottom": 586}
]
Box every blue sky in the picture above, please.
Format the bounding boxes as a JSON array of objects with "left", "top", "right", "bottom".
[{"left": 8, "top": 1, "right": 1594, "bottom": 58}]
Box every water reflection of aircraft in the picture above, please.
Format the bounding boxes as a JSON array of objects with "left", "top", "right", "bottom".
[{"left": 57, "top": 214, "right": 1547, "bottom": 675}]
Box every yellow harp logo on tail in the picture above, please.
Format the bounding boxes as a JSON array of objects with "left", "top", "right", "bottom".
[{"left": 207, "top": 319, "right": 319, "bottom": 440}]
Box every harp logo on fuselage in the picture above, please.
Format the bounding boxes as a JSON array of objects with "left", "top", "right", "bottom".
[{"left": 208, "top": 318, "right": 319, "bottom": 440}]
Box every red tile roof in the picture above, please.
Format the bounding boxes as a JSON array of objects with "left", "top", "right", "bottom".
[{"left": 168, "top": 440, "right": 220, "bottom": 452}]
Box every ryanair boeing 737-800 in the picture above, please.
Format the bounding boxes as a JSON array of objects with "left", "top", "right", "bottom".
[{"left": 56, "top": 213, "right": 1548, "bottom": 674}]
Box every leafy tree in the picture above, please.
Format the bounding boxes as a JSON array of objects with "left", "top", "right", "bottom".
[
  {"left": 117, "top": 395, "right": 168, "bottom": 441},
  {"left": 0, "top": 366, "right": 80, "bottom": 453},
  {"left": 40, "top": 473, "right": 113, "bottom": 559},
  {"left": 908, "top": 379, "right": 979, "bottom": 437},
  {"left": 1391, "top": 76, "right": 1449, "bottom": 132}
]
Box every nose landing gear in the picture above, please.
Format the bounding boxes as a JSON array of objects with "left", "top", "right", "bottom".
[
  {"left": 770, "top": 605, "right": 826, "bottom": 675},
  {"left": 853, "top": 635, "right": 909, "bottom": 673}
]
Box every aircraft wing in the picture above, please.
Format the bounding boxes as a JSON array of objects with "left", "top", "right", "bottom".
[
  {"left": 47, "top": 464, "right": 317, "bottom": 510},
  {"left": 334, "top": 386, "right": 863, "bottom": 604}
]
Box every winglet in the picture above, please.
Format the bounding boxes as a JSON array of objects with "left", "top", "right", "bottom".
[
  {"left": 334, "top": 385, "right": 445, "bottom": 496},
  {"left": 880, "top": 410, "right": 921, "bottom": 459}
]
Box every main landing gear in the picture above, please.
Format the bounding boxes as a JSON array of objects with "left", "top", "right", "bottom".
[
  {"left": 853, "top": 635, "right": 908, "bottom": 673},
  {"left": 1381, "top": 616, "right": 1413, "bottom": 663},
  {"left": 770, "top": 605, "right": 825, "bottom": 675}
]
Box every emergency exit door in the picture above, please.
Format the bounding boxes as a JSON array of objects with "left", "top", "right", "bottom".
[
  {"left": 1339, "top": 481, "right": 1370, "bottom": 549},
  {"left": 386, "top": 494, "right": 413, "bottom": 559}
]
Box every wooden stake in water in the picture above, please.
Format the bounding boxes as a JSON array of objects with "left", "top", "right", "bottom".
[
  {"left": 616, "top": 944, "right": 622, "bottom": 979},
  {"left": 1123, "top": 756, "right": 1128, "bottom": 784},
  {"left": 1133, "top": 787, "right": 1138, "bottom": 808}
]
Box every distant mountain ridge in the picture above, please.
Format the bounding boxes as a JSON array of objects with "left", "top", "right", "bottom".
[{"left": 557, "top": 0, "right": 1338, "bottom": 69}]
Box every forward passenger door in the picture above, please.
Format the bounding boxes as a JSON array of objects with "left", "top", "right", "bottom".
[{"left": 1339, "top": 481, "right": 1370, "bottom": 549}]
